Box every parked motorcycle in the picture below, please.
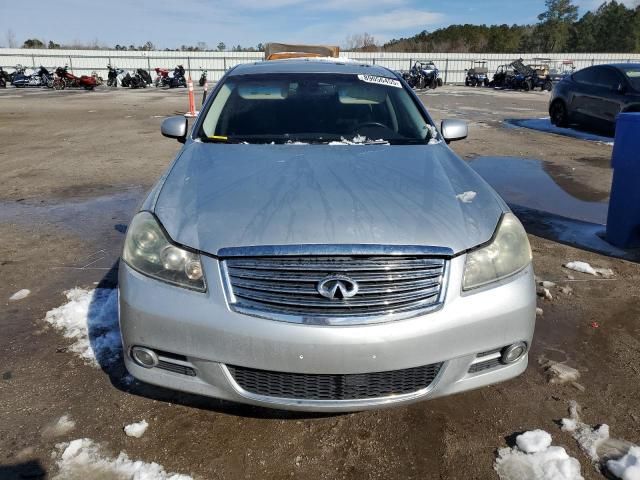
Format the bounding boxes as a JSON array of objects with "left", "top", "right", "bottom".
[
  {"left": 154, "top": 67, "right": 170, "bottom": 87},
  {"left": 170, "top": 65, "right": 187, "bottom": 88},
  {"left": 12, "top": 66, "right": 54, "bottom": 88},
  {"left": 54, "top": 66, "right": 99, "bottom": 90},
  {"left": 0, "top": 67, "right": 10, "bottom": 88},
  {"left": 137, "top": 68, "right": 153, "bottom": 86},
  {"left": 199, "top": 68, "right": 207, "bottom": 87},
  {"left": 7, "top": 64, "right": 25, "bottom": 84},
  {"left": 107, "top": 64, "right": 124, "bottom": 87}
]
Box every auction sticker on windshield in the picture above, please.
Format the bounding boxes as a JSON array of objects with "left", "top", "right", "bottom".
[{"left": 357, "top": 74, "right": 402, "bottom": 89}]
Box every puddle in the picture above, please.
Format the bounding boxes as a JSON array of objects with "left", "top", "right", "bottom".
[
  {"left": 504, "top": 118, "right": 614, "bottom": 145},
  {"left": 470, "top": 157, "right": 608, "bottom": 224},
  {"left": 0, "top": 188, "right": 143, "bottom": 242},
  {"left": 470, "top": 156, "right": 639, "bottom": 262},
  {"left": 573, "top": 156, "right": 612, "bottom": 169}
]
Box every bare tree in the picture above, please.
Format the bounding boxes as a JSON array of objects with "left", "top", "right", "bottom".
[
  {"left": 6, "top": 29, "right": 16, "bottom": 48},
  {"left": 344, "top": 33, "right": 378, "bottom": 51}
]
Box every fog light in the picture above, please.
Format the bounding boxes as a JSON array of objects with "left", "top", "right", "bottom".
[
  {"left": 501, "top": 342, "right": 527, "bottom": 364},
  {"left": 131, "top": 346, "right": 159, "bottom": 368}
]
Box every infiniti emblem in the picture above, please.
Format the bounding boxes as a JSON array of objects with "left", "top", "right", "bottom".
[{"left": 317, "top": 275, "right": 359, "bottom": 300}]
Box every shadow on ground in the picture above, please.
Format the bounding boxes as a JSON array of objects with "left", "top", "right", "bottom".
[
  {"left": 0, "top": 460, "right": 47, "bottom": 480},
  {"left": 469, "top": 156, "right": 640, "bottom": 263}
]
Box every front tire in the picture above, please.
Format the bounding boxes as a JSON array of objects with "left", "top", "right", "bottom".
[{"left": 550, "top": 100, "right": 569, "bottom": 128}]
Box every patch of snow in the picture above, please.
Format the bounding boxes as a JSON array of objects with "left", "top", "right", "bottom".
[
  {"left": 456, "top": 191, "right": 477, "bottom": 203},
  {"left": 52, "top": 438, "right": 193, "bottom": 480},
  {"left": 44, "top": 288, "right": 120, "bottom": 367},
  {"left": 537, "top": 287, "right": 554, "bottom": 301},
  {"left": 536, "top": 307, "right": 544, "bottom": 316},
  {"left": 426, "top": 124, "right": 441, "bottom": 144},
  {"left": 562, "top": 401, "right": 610, "bottom": 461},
  {"left": 124, "top": 420, "right": 149, "bottom": 438},
  {"left": 539, "top": 281, "right": 556, "bottom": 289},
  {"left": 564, "top": 261, "right": 597, "bottom": 275},
  {"left": 607, "top": 446, "right": 640, "bottom": 480},
  {"left": 517, "top": 430, "right": 553, "bottom": 453},
  {"left": 564, "top": 261, "right": 614, "bottom": 278},
  {"left": 495, "top": 431, "right": 583, "bottom": 480},
  {"left": 560, "top": 286, "right": 574, "bottom": 296},
  {"left": 9, "top": 289, "right": 30, "bottom": 301},
  {"left": 505, "top": 118, "right": 614, "bottom": 145},
  {"left": 547, "top": 363, "right": 580, "bottom": 384},
  {"left": 42, "top": 415, "right": 76, "bottom": 438},
  {"left": 594, "top": 267, "right": 615, "bottom": 278},
  {"left": 327, "top": 135, "right": 389, "bottom": 145}
]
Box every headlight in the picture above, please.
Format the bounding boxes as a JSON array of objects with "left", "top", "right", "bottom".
[
  {"left": 462, "top": 213, "right": 532, "bottom": 290},
  {"left": 122, "top": 212, "right": 206, "bottom": 291}
]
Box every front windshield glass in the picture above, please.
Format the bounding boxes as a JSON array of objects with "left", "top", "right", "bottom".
[
  {"left": 621, "top": 66, "right": 640, "bottom": 90},
  {"left": 199, "top": 73, "right": 435, "bottom": 145}
]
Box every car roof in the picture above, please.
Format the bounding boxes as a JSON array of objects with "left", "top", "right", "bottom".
[
  {"left": 227, "top": 58, "right": 398, "bottom": 79},
  {"left": 609, "top": 63, "right": 640, "bottom": 70},
  {"left": 589, "top": 63, "right": 640, "bottom": 70}
]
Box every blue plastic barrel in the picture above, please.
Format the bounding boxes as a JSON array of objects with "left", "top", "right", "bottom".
[{"left": 606, "top": 112, "right": 640, "bottom": 248}]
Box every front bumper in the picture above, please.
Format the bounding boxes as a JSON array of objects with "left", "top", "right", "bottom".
[{"left": 119, "top": 255, "right": 536, "bottom": 412}]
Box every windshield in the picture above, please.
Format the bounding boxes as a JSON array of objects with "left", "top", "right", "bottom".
[
  {"left": 621, "top": 66, "right": 640, "bottom": 90},
  {"left": 199, "top": 73, "right": 436, "bottom": 145}
]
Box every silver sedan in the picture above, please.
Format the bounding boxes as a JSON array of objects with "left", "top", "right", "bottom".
[{"left": 119, "top": 59, "right": 536, "bottom": 412}]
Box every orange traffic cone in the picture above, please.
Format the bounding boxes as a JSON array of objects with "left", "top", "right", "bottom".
[{"left": 184, "top": 76, "right": 198, "bottom": 118}]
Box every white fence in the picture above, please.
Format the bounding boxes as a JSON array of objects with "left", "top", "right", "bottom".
[{"left": 2, "top": 48, "right": 640, "bottom": 84}]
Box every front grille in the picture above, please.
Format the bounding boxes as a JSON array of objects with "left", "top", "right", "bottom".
[
  {"left": 222, "top": 256, "right": 446, "bottom": 322},
  {"left": 227, "top": 363, "right": 443, "bottom": 400}
]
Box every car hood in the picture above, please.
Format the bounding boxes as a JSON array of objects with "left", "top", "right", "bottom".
[{"left": 153, "top": 142, "right": 506, "bottom": 256}]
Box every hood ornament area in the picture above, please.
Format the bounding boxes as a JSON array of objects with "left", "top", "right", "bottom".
[{"left": 317, "top": 275, "right": 359, "bottom": 300}]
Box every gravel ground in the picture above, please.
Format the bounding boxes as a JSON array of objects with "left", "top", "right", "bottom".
[{"left": 1, "top": 84, "right": 638, "bottom": 480}]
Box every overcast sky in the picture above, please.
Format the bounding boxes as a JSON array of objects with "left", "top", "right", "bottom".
[{"left": 1, "top": 0, "right": 636, "bottom": 49}]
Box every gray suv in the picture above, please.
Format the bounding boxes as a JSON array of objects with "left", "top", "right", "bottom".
[
  {"left": 550, "top": 63, "right": 640, "bottom": 133},
  {"left": 119, "top": 59, "right": 536, "bottom": 412}
]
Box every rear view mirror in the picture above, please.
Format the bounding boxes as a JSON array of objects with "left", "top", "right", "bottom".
[
  {"left": 338, "top": 84, "right": 386, "bottom": 104},
  {"left": 161, "top": 116, "right": 188, "bottom": 143},
  {"left": 441, "top": 119, "right": 468, "bottom": 143},
  {"left": 237, "top": 83, "right": 288, "bottom": 100}
]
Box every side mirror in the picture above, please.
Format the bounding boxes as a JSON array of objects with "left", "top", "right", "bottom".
[
  {"left": 617, "top": 83, "right": 626, "bottom": 94},
  {"left": 441, "top": 119, "right": 468, "bottom": 143},
  {"left": 161, "top": 116, "right": 188, "bottom": 143}
]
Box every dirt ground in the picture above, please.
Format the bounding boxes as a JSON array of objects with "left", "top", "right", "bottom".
[{"left": 1, "top": 84, "right": 639, "bottom": 480}]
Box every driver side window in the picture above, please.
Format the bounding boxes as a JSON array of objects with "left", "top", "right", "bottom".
[
  {"left": 573, "top": 67, "right": 597, "bottom": 86},
  {"left": 595, "top": 68, "right": 623, "bottom": 91}
]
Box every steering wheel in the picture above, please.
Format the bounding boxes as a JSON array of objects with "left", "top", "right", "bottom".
[{"left": 351, "top": 121, "right": 388, "bottom": 132}]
